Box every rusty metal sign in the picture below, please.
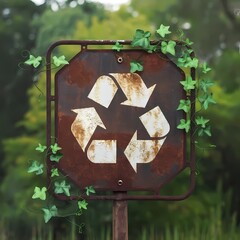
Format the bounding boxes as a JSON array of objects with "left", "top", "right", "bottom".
[{"left": 46, "top": 40, "right": 196, "bottom": 200}]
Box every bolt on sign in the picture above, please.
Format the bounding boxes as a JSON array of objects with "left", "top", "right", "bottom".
[{"left": 46, "top": 40, "right": 196, "bottom": 200}]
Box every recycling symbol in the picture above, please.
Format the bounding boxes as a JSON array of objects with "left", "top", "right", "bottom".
[{"left": 71, "top": 73, "right": 170, "bottom": 172}]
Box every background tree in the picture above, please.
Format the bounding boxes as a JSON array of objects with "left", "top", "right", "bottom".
[{"left": 0, "top": 0, "right": 44, "bottom": 179}]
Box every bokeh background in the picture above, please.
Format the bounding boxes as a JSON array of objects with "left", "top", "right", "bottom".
[{"left": 1, "top": 0, "right": 240, "bottom": 239}]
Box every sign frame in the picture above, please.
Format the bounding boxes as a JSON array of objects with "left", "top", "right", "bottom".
[{"left": 46, "top": 40, "right": 196, "bottom": 201}]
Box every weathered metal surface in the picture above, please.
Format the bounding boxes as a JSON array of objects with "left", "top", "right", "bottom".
[{"left": 46, "top": 40, "right": 196, "bottom": 200}]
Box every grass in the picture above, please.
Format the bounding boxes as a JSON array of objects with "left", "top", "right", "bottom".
[{"left": 1, "top": 203, "right": 240, "bottom": 240}]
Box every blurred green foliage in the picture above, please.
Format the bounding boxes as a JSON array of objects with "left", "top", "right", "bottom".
[
  {"left": 1, "top": 0, "right": 240, "bottom": 239},
  {"left": 0, "top": 0, "right": 44, "bottom": 183}
]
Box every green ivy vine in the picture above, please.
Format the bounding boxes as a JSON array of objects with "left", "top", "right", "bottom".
[
  {"left": 24, "top": 52, "right": 96, "bottom": 227},
  {"left": 112, "top": 24, "right": 216, "bottom": 140},
  {"left": 27, "top": 142, "right": 95, "bottom": 224},
  {"left": 24, "top": 23, "right": 216, "bottom": 225}
]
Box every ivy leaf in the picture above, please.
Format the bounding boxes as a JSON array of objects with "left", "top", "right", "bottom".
[
  {"left": 50, "top": 153, "right": 63, "bottom": 163},
  {"left": 85, "top": 186, "right": 96, "bottom": 196},
  {"left": 35, "top": 143, "right": 47, "bottom": 153},
  {"left": 202, "top": 62, "right": 211, "bottom": 74},
  {"left": 50, "top": 143, "right": 62, "bottom": 154},
  {"left": 27, "top": 161, "right": 44, "bottom": 175},
  {"left": 199, "top": 93, "right": 216, "bottom": 110},
  {"left": 198, "top": 126, "right": 211, "bottom": 137},
  {"left": 54, "top": 180, "right": 71, "bottom": 196},
  {"left": 131, "top": 29, "right": 151, "bottom": 50},
  {"left": 186, "top": 49, "right": 194, "bottom": 55},
  {"left": 177, "top": 119, "right": 191, "bottom": 133},
  {"left": 184, "top": 38, "right": 194, "bottom": 46},
  {"left": 180, "top": 75, "right": 197, "bottom": 91},
  {"left": 78, "top": 200, "right": 88, "bottom": 210},
  {"left": 177, "top": 99, "right": 191, "bottom": 113},
  {"left": 178, "top": 57, "right": 187, "bottom": 64},
  {"left": 200, "top": 79, "right": 214, "bottom": 93},
  {"left": 161, "top": 40, "right": 176, "bottom": 55},
  {"left": 32, "top": 187, "right": 47, "bottom": 201},
  {"left": 51, "top": 168, "right": 59, "bottom": 177},
  {"left": 53, "top": 55, "right": 69, "bottom": 67},
  {"left": 42, "top": 205, "right": 58, "bottom": 223},
  {"left": 112, "top": 41, "right": 123, "bottom": 52},
  {"left": 130, "top": 61, "right": 143, "bottom": 73},
  {"left": 24, "top": 55, "right": 42, "bottom": 68},
  {"left": 195, "top": 116, "right": 209, "bottom": 128},
  {"left": 147, "top": 44, "right": 157, "bottom": 53},
  {"left": 184, "top": 57, "right": 199, "bottom": 68},
  {"left": 178, "top": 49, "right": 194, "bottom": 67},
  {"left": 156, "top": 24, "right": 171, "bottom": 38}
]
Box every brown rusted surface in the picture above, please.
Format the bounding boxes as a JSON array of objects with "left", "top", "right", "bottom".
[
  {"left": 46, "top": 40, "right": 196, "bottom": 200},
  {"left": 113, "top": 192, "right": 128, "bottom": 240}
]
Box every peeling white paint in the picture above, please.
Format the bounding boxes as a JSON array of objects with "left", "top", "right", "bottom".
[
  {"left": 124, "top": 131, "right": 166, "bottom": 172},
  {"left": 88, "top": 75, "right": 118, "bottom": 108},
  {"left": 110, "top": 73, "right": 156, "bottom": 108},
  {"left": 71, "top": 107, "right": 106, "bottom": 152},
  {"left": 87, "top": 140, "right": 117, "bottom": 163},
  {"left": 139, "top": 106, "right": 170, "bottom": 138}
]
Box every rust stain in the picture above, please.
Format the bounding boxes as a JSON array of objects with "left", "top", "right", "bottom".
[
  {"left": 71, "top": 119, "right": 86, "bottom": 150},
  {"left": 110, "top": 73, "right": 156, "bottom": 108},
  {"left": 139, "top": 107, "right": 170, "bottom": 138}
]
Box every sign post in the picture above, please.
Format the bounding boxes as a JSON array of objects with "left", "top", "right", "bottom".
[
  {"left": 46, "top": 40, "right": 196, "bottom": 239},
  {"left": 113, "top": 192, "right": 128, "bottom": 240}
]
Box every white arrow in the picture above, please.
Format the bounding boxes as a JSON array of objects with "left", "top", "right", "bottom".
[
  {"left": 109, "top": 73, "right": 156, "bottom": 108},
  {"left": 87, "top": 140, "right": 117, "bottom": 163},
  {"left": 124, "top": 131, "right": 166, "bottom": 172},
  {"left": 71, "top": 107, "right": 106, "bottom": 152},
  {"left": 139, "top": 106, "right": 170, "bottom": 138},
  {"left": 88, "top": 75, "right": 118, "bottom": 108}
]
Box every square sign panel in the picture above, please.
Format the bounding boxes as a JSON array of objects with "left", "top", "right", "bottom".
[{"left": 47, "top": 41, "right": 195, "bottom": 197}]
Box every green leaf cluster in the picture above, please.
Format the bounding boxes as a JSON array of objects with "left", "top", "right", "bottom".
[
  {"left": 196, "top": 116, "right": 211, "bottom": 137},
  {"left": 199, "top": 93, "right": 216, "bottom": 110},
  {"left": 50, "top": 143, "right": 63, "bottom": 163},
  {"left": 78, "top": 200, "right": 88, "bottom": 210},
  {"left": 130, "top": 61, "right": 144, "bottom": 73},
  {"left": 53, "top": 55, "right": 69, "bottom": 67},
  {"left": 161, "top": 40, "right": 176, "bottom": 55},
  {"left": 32, "top": 186, "right": 47, "bottom": 200},
  {"left": 42, "top": 205, "right": 58, "bottom": 223},
  {"left": 24, "top": 54, "right": 69, "bottom": 69},
  {"left": 28, "top": 160, "right": 44, "bottom": 175},
  {"left": 51, "top": 168, "right": 59, "bottom": 177},
  {"left": 54, "top": 180, "right": 71, "bottom": 196},
  {"left": 177, "top": 119, "right": 191, "bottom": 133},
  {"left": 180, "top": 76, "right": 197, "bottom": 91},
  {"left": 112, "top": 41, "right": 123, "bottom": 52},
  {"left": 156, "top": 24, "right": 171, "bottom": 38},
  {"left": 177, "top": 99, "right": 191, "bottom": 113},
  {"left": 35, "top": 143, "right": 47, "bottom": 152},
  {"left": 131, "top": 29, "right": 151, "bottom": 50},
  {"left": 24, "top": 55, "right": 42, "bottom": 68},
  {"left": 85, "top": 186, "right": 96, "bottom": 196}
]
